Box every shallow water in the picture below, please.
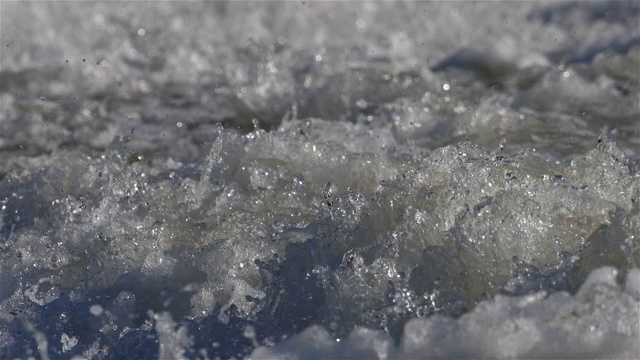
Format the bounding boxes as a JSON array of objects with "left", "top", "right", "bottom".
[{"left": 0, "top": 1, "right": 639, "bottom": 359}]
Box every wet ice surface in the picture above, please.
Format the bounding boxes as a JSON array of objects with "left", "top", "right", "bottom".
[
  {"left": 252, "top": 268, "right": 640, "bottom": 359},
  {"left": 0, "top": 1, "right": 639, "bottom": 359}
]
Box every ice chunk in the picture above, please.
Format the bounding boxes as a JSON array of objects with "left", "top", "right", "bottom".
[
  {"left": 250, "top": 326, "right": 394, "bottom": 360},
  {"left": 251, "top": 267, "right": 640, "bottom": 359},
  {"left": 24, "top": 277, "right": 61, "bottom": 306},
  {"left": 141, "top": 251, "right": 178, "bottom": 277},
  {"left": 625, "top": 268, "right": 640, "bottom": 300},
  {"left": 577, "top": 266, "right": 619, "bottom": 297},
  {"left": 155, "top": 312, "right": 192, "bottom": 360},
  {"left": 89, "top": 304, "right": 103, "bottom": 316},
  {"left": 60, "top": 333, "right": 78, "bottom": 353}
]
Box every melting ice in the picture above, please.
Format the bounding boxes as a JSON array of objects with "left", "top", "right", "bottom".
[{"left": 0, "top": 1, "right": 639, "bottom": 359}]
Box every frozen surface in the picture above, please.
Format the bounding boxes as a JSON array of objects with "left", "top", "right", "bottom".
[{"left": 0, "top": 1, "right": 639, "bottom": 359}]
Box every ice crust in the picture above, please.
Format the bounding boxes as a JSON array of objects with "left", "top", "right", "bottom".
[{"left": 1, "top": 1, "right": 639, "bottom": 359}]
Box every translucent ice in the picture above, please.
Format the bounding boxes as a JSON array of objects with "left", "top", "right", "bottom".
[
  {"left": 251, "top": 267, "right": 640, "bottom": 359},
  {"left": 0, "top": 1, "right": 638, "bottom": 359}
]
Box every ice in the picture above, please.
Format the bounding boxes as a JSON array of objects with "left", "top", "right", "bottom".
[
  {"left": 155, "top": 312, "right": 192, "bottom": 360},
  {"left": 61, "top": 333, "right": 78, "bottom": 353},
  {"left": 251, "top": 267, "right": 640, "bottom": 359},
  {"left": 251, "top": 325, "right": 392, "bottom": 360},
  {"left": 1, "top": 1, "right": 639, "bottom": 359},
  {"left": 89, "top": 305, "right": 103, "bottom": 317},
  {"left": 625, "top": 268, "right": 640, "bottom": 300}
]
